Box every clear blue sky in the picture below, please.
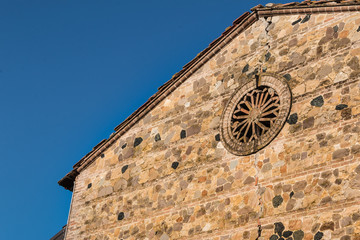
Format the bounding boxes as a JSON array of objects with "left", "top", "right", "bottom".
[{"left": 0, "top": 1, "right": 295, "bottom": 239}]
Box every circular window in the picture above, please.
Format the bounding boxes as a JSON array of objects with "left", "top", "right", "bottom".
[{"left": 220, "top": 73, "right": 291, "bottom": 156}]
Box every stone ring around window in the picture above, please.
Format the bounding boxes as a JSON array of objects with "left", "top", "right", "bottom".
[{"left": 220, "top": 73, "right": 292, "bottom": 156}]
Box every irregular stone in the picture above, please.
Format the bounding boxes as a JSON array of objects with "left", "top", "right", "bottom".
[
  {"left": 347, "top": 56, "right": 360, "bottom": 71},
  {"left": 341, "top": 108, "right": 352, "bottom": 120},
  {"left": 215, "top": 134, "right": 221, "bottom": 141},
  {"left": 118, "top": 212, "right": 125, "bottom": 221},
  {"left": 242, "top": 64, "right": 249, "bottom": 73},
  {"left": 351, "top": 145, "right": 360, "bottom": 155},
  {"left": 317, "top": 65, "right": 332, "bottom": 79},
  {"left": 265, "top": 52, "right": 272, "bottom": 62},
  {"left": 320, "top": 221, "right": 335, "bottom": 231},
  {"left": 336, "top": 104, "right": 348, "bottom": 110},
  {"left": 286, "top": 199, "right": 296, "bottom": 211},
  {"left": 321, "top": 171, "right": 332, "bottom": 179},
  {"left": 356, "top": 165, "right": 360, "bottom": 174},
  {"left": 318, "top": 179, "right": 331, "bottom": 188},
  {"left": 303, "top": 117, "right": 314, "bottom": 129},
  {"left": 332, "top": 148, "right": 350, "bottom": 159},
  {"left": 283, "top": 73, "right": 291, "bottom": 80},
  {"left": 341, "top": 216, "right": 352, "bottom": 227},
  {"left": 352, "top": 212, "right": 360, "bottom": 222},
  {"left": 320, "top": 196, "right": 332, "bottom": 205},
  {"left": 134, "top": 137, "right": 143, "bottom": 147},
  {"left": 114, "top": 179, "right": 127, "bottom": 191},
  {"left": 274, "top": 222, "right": 285, "bottom": 236},
  {"left": 311, "top": 96, "right": 324, "bottom": 107},
  {"left": 293, "top": 230, "right": 304, "bottom": 240},
  {"left": 262, "top": 163, "right": 272, "bottom": 172},
  {"left": 98, "top": 186, "right": 113, "bottom": 198},
  {"left": 160, "top": 233, "right": 169, "bottom": 240},
  {"left": 122, "top": 147, "right": 134, "bottom": 159},
  {"left": 293, "top": 192, "right": 304, "bottom": 199},
  {"left": 293, "top": 180, "right": 307, "bottom": 191},
  {"left": 270, "top": 235, "right": 278, "bottom": 240},
  {"left": 187, "top": 125, "right": 201, "bottom": 137},
  {"left": 301, "top": 14, "right": 311, "bottom": 23},
  {"left": 180, "top": 130, "right": 186, "bottom": 139},
  {"left": 121, "top": 143, "right": 127, "bottom": 149},
  {"left": 272, "top": 195, "right": 283, "bottom": 208},
  {"left": 292, "top": 18, "right": 302, "bottom": 25},
  {"left": 243, "top": 176, "right": 255, "bottom": 185},
  {"left": 283, "top": 230, "right": 293, "bottom": 238},
  {"left": 314, "top": 232, "right": 324, "bottom": 240},
  {"left": 287, "top": 113, "right": 298, "bottom": 125},
  {"left": 155, "top": 133, "right": 161, "bottom": 142},
  {"left": 171, "top": 162, "right": 179, "bottom": 169},
  {"left": 87, "top": 183, "right": 92, "bottom": 189},
  {"left": 173, "top": 223, "right": 183, "bottom": 231},
  {"left": 122, "top": 165, "right": 128, "bottom": 174}
]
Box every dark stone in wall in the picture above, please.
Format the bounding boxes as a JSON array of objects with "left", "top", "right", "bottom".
[
  {"left": 171, "top": 162, "right": 179, "bottom": 169},
  {"left": 265, "top": 52, "right": 272, "bottom": 62},
  {"left": 121, "top": 143, "right": 127, "bottom": 149},
  {"left": 293, "top": 230, "right": 304, "bottom": 240},
  {"left": 301, "top": 14, "right": 311, "bottom": 23},
  {"left": 134, "top": 137, "right": 143, "bottom": 147},
  {"left": 272, "top": 195, "right": 283, "bottom": 208},
  {"left": 215, "top": 134, "right": 220, "bottom": 141},
  {"left": 180, "top": 130, "right": 186, "bottom": 139},
  {"left": 287, "top": 113, "right": 298, "bottom": 125},
  {"left": 314, "top": 231, "right": 324, "bottom": 240},
  {"left": 155, "top": 133, "right": 161, "bottom": 142},
  {"left": 270, "top": 235, "right": 279, "bottom": 240},
  {"left": 283, "top": 74, "right": 291, "bottom": 81},
  {"left": 283, "top": 231, "right": 293, "bottom": 238},
  {"left": 290, "top": 191, "right": 294, "bottom": 198},
  {"left": 292, "top": 18, "right": 302, "bottom": 25},
  {"left": 88, "top": 183, "right": 92, "bottom": 189},
  {"left": 274, "top": 222, "right": 285, "bottom": 236},
  {"left": 101, "top": 153, "right": 105, "bottom": 158},
  {"left": 122, "top": 165, "right": 128, "bottom": 174},
  {"left": 242, "top": 64, "right": 249, "bottom": 73},
  {"left": 311, "top": 96, "right": 324, "bottom": 107},
  {"left": 118, "top": 212, "right": 125, "bottom": 221},
  {"left": 357, "top": 26, "right": 360, "bottom": 32},
  {"left": 336, "top": 104, "right": 348, "bottom": 110}
]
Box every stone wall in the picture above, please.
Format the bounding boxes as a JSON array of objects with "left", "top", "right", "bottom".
[{"left": 65, "top": 11, "right": 360, "bottom": 240}]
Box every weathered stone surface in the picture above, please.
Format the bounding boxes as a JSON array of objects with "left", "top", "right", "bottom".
[{"left": 65, "top": 11, "right": 360, "bottom": 240}]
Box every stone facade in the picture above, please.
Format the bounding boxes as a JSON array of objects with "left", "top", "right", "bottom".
[{"left": 62, "top": 3, "right": 360, "bottom": 240}]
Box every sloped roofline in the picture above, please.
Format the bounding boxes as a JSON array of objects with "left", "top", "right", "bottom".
[{"left": 59, "top": 0, "right": 360, "bottom": 191}]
